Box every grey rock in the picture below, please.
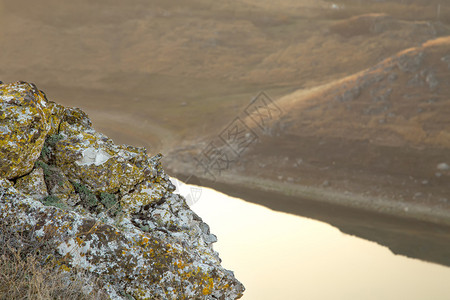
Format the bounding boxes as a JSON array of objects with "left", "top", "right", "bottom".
[
  {"left": 14, "top": 168, "right": 48, "bottom": 199},
  {"left": 397, "top": 51, "right": 424, "bottom": 73},
  {"left": 441, "top": 54, "right": 450, "bottom": 69},
  {"left": 437, "top": 162, "right": 450, "bottom": 171},
  {"left": 425, "top": 71, "right": 439, "bottom": 90}
]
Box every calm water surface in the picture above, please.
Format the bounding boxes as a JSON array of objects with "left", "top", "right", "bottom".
[{"left": 173, "top": 179, "right": 450, "bottom": 300}]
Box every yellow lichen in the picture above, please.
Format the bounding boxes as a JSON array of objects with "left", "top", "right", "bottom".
[
  {"left": 60, "top": 264, "right": 72, "bottom": 272},
  {"left": 0, "top": 82, "right": 56, "bottom": 179},
  {"left": 202, "top": 278, "right": 214, "bottom": 295}
]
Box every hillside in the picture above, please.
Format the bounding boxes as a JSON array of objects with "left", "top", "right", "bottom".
[
  {"left": 274, "top": 36, "right": 450, "bottom": 148},
  {"left": 166, "top": 36, "right": 450, "bottom": 223},
  {"left": 0, "top": 0, "right": 449, "bottom": 151}
]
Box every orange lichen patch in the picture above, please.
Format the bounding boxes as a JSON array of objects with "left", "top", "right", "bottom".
[
  {"left": 141, "top": 236, "right": 150, "bottom": 247},
  {"left": 173, "top": 260, "right": 186, "bottom": 270},
  {"left": 75, "top": 236, "right": 84, "bottom": 245}
]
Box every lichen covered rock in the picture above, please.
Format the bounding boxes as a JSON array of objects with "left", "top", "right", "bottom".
[
  {"left": 0, "top": 82, "right": 63, "bottom": 179},
  {"left": 51, "top": 107, "right": 158, "bottom": 194},
  {"left": 0, "top": 180, "right": 243, "bottom": 299},
  {"left": 120, "top": 178, "right": 167, "bottom": 215},
  {"left": 0, "top": 82, "right": 244, "bottom": 299},
  {"left": 37, "top": 161, "right": 81, "bottom": 206},
  {"left": 14, "top": 167, "right": 48, "bottom": 199}
]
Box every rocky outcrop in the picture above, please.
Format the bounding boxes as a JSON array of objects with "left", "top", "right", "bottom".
[{"left": 0, "top": 82, "right": 244, "bottom": 299}]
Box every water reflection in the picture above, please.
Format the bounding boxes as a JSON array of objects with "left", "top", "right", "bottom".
[
  {"left": 188, "top": 178, "right": 450, "bottom": 268},
  {"left": 173, "top": 179, "right": 450, "bottom": 300}
]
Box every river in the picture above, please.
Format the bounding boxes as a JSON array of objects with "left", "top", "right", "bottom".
[{"left": 172, "top": 178, "right": 450, "bottom": 300}]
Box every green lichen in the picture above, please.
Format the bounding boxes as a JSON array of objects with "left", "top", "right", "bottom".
[
  {"left": 100, "top": 192, "right": 121, "bottom": 216},
  {"left": 72, "top": 181, "right": 99, "bottom": 209},
  {"left": 35, "top": 160, "right": 67, "bottom": 193},
  {"left": 40, "top": 133, "right": 64, "bottom": 161},
  {"left": 41, "top": 195, "right": 69, "bottom": 210},
  {"left": 35, "top": 160, "right": 51, "bottom": 177},
  {"left": 139, "top": 225, "right": 150, "bottom": 232},
  {"left": 46, "top": 133, "right": 64, "bottom": 147}
]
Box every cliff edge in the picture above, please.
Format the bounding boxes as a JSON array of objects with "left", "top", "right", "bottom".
[{"left": 0, "top": 81, "right": 244, "bottom": 299}]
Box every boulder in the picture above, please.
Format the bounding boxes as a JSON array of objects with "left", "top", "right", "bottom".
[{"left": 0, "top": 82, "right": 63, "bottom": 179}]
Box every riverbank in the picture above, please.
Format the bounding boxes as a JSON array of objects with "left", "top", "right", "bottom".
[
  {"left": 211, "top": 172, "right": 450, "bottom": 226},
  {"left": 170, "top": 155, "right": 450, "bottom": 225}
]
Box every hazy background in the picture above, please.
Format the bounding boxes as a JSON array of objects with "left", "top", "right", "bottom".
[{"left": 1, "top": 0, "right": 448, "bottom": 151}]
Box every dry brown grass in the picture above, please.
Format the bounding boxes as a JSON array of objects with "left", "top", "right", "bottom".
[
  {"left": 0, "top": 221, "right": 108, "bottom": 300},
  {"left": 267, "top": 35, "right": 450, "bottom": 149}
]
